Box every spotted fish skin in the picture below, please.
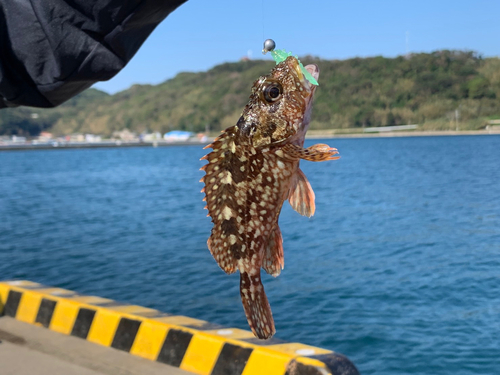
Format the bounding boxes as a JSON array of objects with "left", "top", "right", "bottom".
[{"left": 201, "top": 56, "right": 339, "bottom": 339}]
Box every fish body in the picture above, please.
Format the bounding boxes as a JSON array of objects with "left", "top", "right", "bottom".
[{"left": 201, "top": 56, "right": 339, "bottom": 339}]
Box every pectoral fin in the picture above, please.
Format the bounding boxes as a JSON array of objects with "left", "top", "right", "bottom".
[
  {"left": 282, "top": 143, "right": 340, "bottom": 162},
  {"left": 288, "top": 168, "right": 315, "bottom": 217}
]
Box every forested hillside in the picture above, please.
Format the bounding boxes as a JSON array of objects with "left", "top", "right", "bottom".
[{"left": 1, "top": 50, "right": 499, "bottom": 136}]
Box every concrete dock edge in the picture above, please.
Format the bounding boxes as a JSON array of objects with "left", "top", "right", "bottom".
[{"left": 0, "top": 280, "right": 359, "bottom": 375}]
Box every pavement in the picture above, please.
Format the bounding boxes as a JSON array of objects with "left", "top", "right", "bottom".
[{"left": 0, "top": 316, "right": 190, "bottom": 375}]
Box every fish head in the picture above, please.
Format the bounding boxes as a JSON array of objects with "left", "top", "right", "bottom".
[{"left": 239, "top": 56, "right": 319, "bottom": 148}]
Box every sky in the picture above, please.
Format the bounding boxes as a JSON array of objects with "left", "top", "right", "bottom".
[{"left": 93, "top": 0, "right": 500, "bottom": 94}]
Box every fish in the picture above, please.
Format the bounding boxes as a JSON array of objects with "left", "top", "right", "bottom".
[{"left": 200, "top": 56, "right": 339, "bottom": 339}]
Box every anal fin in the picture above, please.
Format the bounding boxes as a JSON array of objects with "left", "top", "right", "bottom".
[
  {"left": 207, "top": 235, "right": 237, "bottom": 274},
  {"left": 262, "top": 225, "right": 284, "bottom": 277},
  {"left": 288, "top": 168, "right": 315, "bottom": 217}
]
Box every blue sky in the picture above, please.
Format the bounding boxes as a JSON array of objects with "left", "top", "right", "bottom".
[{"left": 93, "top": 0, "right": 500, "bottom": 94}]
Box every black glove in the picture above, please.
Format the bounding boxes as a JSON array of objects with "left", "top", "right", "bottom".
[{"left": 0, "top": 0, "right": 186, "bottom": 108}]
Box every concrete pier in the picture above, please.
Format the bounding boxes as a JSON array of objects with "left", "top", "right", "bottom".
[
  {"left": 0, "top": 280, "right": 359, "bottom": 375},
  {"left": 0, "top": 317, "right": 189, "bottom": 375}
]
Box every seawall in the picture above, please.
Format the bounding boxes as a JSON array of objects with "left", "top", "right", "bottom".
[{"left": 0, "top": 280, "right": 359, "bottom": 375}]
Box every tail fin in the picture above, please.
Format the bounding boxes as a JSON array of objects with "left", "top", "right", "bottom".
[{"left": 240, "top": 272, "right": 276, "bottom": 339}]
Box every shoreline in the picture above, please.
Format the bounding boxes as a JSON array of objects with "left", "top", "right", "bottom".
[
  {"left": 1, "top": 130, "right": 499, "bottom": 151},
  {"left": 0, "top": 140, "right": 206, "bottom": 152},
  {"left": 305, "top": 129, "right": 500, "bottom": 139}
]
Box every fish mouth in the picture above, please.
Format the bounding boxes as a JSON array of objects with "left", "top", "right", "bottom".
[
  {"left": 303, "top": 64, "right": 319, "bottom": 102},
  {"left": 288, "top": 59, "right": 320, "bottom": 92},
  {"left": 288, "top": 62, "right": 320, "bottom": 146},
  {"left": 304, "top": 64, "right": 319, "bottom": 86},
  {"left": 291, "top": 62, "right": 320, "bottom": 101},
  {"left": 297, "top": 63, "right": 319, "bottom": 103}
]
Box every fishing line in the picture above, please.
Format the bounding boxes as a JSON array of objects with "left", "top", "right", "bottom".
[
  {"left": 261, "top": 0, "right": 265, "bottom": 44},
  {"left": 260, "top": 0, "right": 276, "bottom": 55}
]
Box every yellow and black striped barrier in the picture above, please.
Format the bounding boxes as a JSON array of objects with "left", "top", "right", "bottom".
[{"left": 0, "top": 280, "right": 358, "bottom": 375}]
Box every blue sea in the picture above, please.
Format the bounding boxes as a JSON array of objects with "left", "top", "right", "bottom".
[{"left": 1, "top": 135, "right": 499, "bottom": 374}]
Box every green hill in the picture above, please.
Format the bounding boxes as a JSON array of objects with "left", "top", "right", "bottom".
[{"left": 1, "top": 50, "right": 499, "bottom": 136}]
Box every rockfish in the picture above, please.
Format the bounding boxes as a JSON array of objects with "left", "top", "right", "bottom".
[{"left": 200, "top": 56, "right": 339, "bottom": 339}]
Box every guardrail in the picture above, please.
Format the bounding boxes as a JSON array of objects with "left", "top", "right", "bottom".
[{"left": 0, "top": 280, "right": 359, "bottom": 375}]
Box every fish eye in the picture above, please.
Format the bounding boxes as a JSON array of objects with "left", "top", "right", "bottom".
[{"left": 263, "top": 82, "right": 283, "bottom": 103}]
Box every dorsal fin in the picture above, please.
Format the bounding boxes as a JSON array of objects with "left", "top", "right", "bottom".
[
  {"left": 262, "top": 225, "right": 284, "bottom": 277},
  {"left": 202, "top": 126, "right": 249, "bottom": 275},
  {"left": 288, "top": 168, "right": 315, "bottom": 217}
]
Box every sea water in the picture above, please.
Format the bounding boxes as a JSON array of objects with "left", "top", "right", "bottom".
[{"left": 1, "top": 135, "right": 499, "bottom": 374}]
